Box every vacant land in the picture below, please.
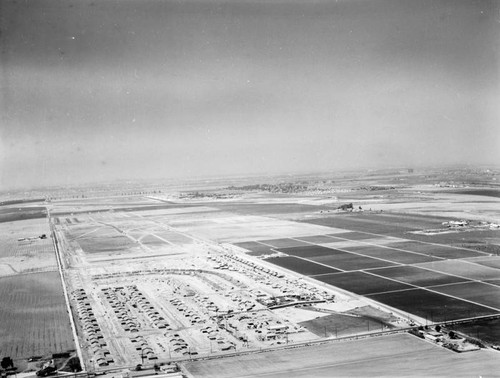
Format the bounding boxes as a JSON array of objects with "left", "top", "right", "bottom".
[{"left": 0, "top": 272, "right": 74, "bottom": 358}]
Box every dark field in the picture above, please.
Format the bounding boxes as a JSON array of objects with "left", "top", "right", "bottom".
[
  {"left": 52, "top": 203, "right": 199, "bottom": 216},
  {"left": 278, "top": 245, "right": 398, "bottom": 271},
  {"left": 369, "top": 266, "right": 470, "bottom": 287},
  {"left": 0, "top": 272, "right": 74, "bottom": 358},
  {"left": 451, "top": 318, "right": 500, "bottom": 345},
  {"left": 429, "top": 282, "right": 500, "bottom": 310},
  {"left": 368, "top": 288, "right": 498, "bottom": 322},
  {"left": 278, "top": 245, "right": 339, "bottom": 258},
  {"left": 309, "top": 251, "right": 398, "bottom": 271},
  {"left": 342, "top": 245, "right": 440, "bottom": 264},
  {"left": 266, "top": 256, "right": 341, "bottom": 275},
  {"left": 259, "top": 238, "right": 309, "bottom": 248},
  {"left": 312, "top": 271, "right": 413, "bottom": 295},
  {"left": 232, "top": 241, "right": 275, "bottom": 256},
  {"left": 0, "top": 207, "right": 47, "bottom": 224},
  {"left": 0, "top": 199, "right": 44, "bottom": 206},
  {"left": 485, "top": 279, "right": 500, "bottom": 287},
  {"left": 447, "top": 189, "right": 500, "bottom": 198},
  {"left": 299, "top": 313, "right": 387, "bottom": 338}
]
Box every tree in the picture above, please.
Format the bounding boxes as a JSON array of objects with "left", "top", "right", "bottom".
[
  {"left": 67, "top": 357, "right": 82, "bottom": 372},
  {"left": 435, "top": 325, "right": 441, "bottom": 333},
  {"left": 1, "top": 357, "right": 14, "bottom": 369}
]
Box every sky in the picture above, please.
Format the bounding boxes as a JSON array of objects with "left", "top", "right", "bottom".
[{"left": 1, "top": 0, "right": 499, "bottom": 189}]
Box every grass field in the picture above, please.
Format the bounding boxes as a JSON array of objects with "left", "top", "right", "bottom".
[{"left": 0, "top": 272, "right": 74, "bottom": 358}]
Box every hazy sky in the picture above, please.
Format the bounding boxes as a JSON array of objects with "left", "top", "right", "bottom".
[{"left": 1, "top": 0, "right": 499, "bottom": 189}]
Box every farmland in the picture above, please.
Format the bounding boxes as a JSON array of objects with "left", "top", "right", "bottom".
[
  {"left": 0, "top": 272, "right": 74, "bottom": 358},
  {"left": 0, "top": 207, "right": 75, "bottom": 361},
  {"left": 1, "top": 167, "right": 500, "bottom": 376}
]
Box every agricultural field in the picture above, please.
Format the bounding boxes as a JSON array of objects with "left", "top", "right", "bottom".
[
  {"left": 265, "top": 256, "right": 341, "bottom": 275},
  {"left": 313, "top": 271, "right": 414, "bottom": 295},
  {"left": 0, "top": 272, "right": 74, "bottom": 358},
  {"left": 368, "top": 289, "right": 497, "bottom": 322}
]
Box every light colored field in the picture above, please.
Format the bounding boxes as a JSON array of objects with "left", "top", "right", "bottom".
[
  {"left": 416, "top": 259, "right": 500, "bottom": 281},
  {"left": 170, "top": 215, "right": 345, "bottom": 243},
  {"left": 0, "top": 219, "right": 57, "bottom": 277},
  {"left": 367, "top": 190, "right": 500, "bottom": 224},
  {"left": 184, "top": 333, "right": 500, "bottom": 377}
]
